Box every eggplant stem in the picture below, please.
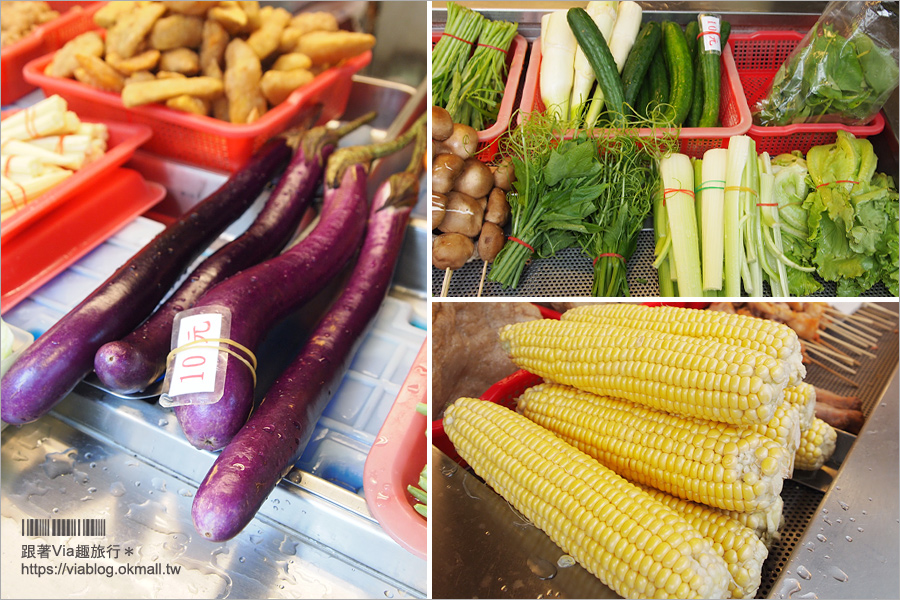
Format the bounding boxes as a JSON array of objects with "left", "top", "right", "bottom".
[{"left": 326, "top": 117, "right": 422, "bottom": 188}]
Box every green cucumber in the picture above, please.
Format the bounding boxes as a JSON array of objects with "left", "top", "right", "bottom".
[
  {"left": 684, "top": 20, "right": 700, "bottom": 63},
  {"left": 621, "top": 21, "right": 662, "bottom": 110},
  {"left": 697, "top": 14, "right": 722, "bottom": 128},
  {"left": 635, "top": 77, "right": 651, "bottom": 118},
  {"left": 566, "top": 7, "right": 626, "bottom": 124},
  {"left": 646, "top": 47, "right": 670, "bottom": 117},
  {"left": 686, "top": 49, "right": 704, "bottom": 127},
  {"left": 661, "top": 21, "right": 693, "bottom": 126}
]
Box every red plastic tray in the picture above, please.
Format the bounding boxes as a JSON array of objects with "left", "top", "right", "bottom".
[
  {"left": 519, "top": 38, "right": 752, "bottom": 158},
  {"left": 0, "top": 2, "right": 103, "bottom": 106},
  {"left": 1, "top": 167, "right": 165, "bottom": 312},
  {"left": 729, "top": 30, "right": 886, "bottom": 155},
  {"left": 363, "top": 339, "right": 427, "bottom": 559},
  {"left": 431, "top": 32, "right": 527, "bottom": 162},
  {"left": 24, "top": 48, "right": 371, "bottom": 172},
  {"left": 0, "top": 113, "right": 152, "bottom": 244}
]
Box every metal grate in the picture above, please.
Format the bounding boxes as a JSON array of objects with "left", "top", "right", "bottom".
[
  {"left": 432, "top": 229, "right": 894, "bottom": 298},
  {"left": 756, "top": 480, "right": 825, "bottom": 598}
]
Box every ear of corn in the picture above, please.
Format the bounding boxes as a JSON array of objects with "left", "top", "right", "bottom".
[
  {"left": 747, "top": 400, "right": 802, "bottom": 478},
  {"left": 561, "top": 303, "right": 805, "bottom": 385},
  {"left": 443, "top": 397, "right": 732, "bottom": 600},
  {"left": 638, "top": 484, "right": 769, "bottom": 599},
  {"left": 499, "top": 318, "right": 790, "bottom": 426},
  {"left": 794, "top": 417, "right": 837, "bottom": 471},
  {"left": 783, "top": 383, "right": 816, "bottom": 433},
  {"left": 516, "top": 382, "right": 789, "bottom": 514},
  {"left": 712, "top": 497, "right": 784, "bottom": 549}
]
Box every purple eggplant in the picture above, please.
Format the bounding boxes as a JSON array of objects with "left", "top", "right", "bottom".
[
  {"left": 92, "top": 115, "right": 374, "bottom": 395},
  {"left": 1, "top": 138, "right": 291, "bottom": 426},
  {"left": 192, "top": 116, "right": 425, "bottom": 541}
]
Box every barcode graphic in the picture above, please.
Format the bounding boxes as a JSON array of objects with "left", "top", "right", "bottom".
[{"left": 22, "top": 518, "right": 106, "bottom": 537}]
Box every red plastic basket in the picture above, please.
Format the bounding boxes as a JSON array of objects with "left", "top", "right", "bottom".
[
  {"left": 23, "top": 49, "right": 371, "bottom": 172},
  {"left": 1, "top": 2, "right": 103, "bottom": 106},
  {"left": 431, "top": 32, "right": 527, "bottom": 162},
  {"left": 730, "top": 30, "right": 886, "bottom": 155},
  {"left": 519, "top": 38, "right": 751, "bottom": 159}
]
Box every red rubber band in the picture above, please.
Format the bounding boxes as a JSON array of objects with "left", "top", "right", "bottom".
[
  {"left": 756, "top": 203, "right": 779, "bottom": 207},
  {"left": 593, "top": 253, "right": 625, "bottom": 265},
  {"left": 56, "top": 135, "right": 67, "bottom": 155},
  {"left": 441, "top": 32, "right": 474, "bottom": 45},
  {"left": 3, "top": 158, "right": 11, "bottom": 177},
  {"left": 10, "top": 180, "right": 27, "bottom": 208},
  {"left": 2, "top": 187, "right": 15, "bottom": 209},
  {"left": 477, "top": 42, "right": 508, "bottom": 53},
  {"left": 508, "top": 236, "right": 534, "bottom": 253},
  {"left": 697, "top": 31, "right": 721, "bottom": 40},
  {"left": 816, "top": 180, "right": 859, "bottom": 188},
  {"left": 662, "top": 187, "right": 695, "bottom": 206}
]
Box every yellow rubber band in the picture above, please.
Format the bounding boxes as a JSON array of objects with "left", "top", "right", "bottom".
[
  {"left": 723, "top": 185, "right": 759, "bottom": 196},
  {"left": 166, "top": 337, "right": 258, "bottom": 388}
]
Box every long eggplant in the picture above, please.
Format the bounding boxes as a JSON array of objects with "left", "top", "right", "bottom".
[
  {"left": 0, "top": 138, "right": 291, "bottom": 426},
  {"left": 92, "top": 115, "right": 374, "bottom": 394},
  {"left": 192, "top": 117, "right": 425, "bottom": 541},
  {"left": 172, "top": 128, "right": 419, "bottom": 451}
]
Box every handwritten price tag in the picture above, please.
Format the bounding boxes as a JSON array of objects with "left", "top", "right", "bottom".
[
  {"left": 160, "top": 306, "right": 232, "bottom": 407},
  {"left": 699, "top": 15, "right": 721, "bottom": 54}
]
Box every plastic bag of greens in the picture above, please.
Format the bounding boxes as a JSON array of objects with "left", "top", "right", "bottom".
[{"left": 753, "top": 0, "right": 899, "bottom": 126}]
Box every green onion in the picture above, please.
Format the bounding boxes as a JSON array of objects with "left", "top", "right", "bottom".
[{"left": 432, "top": 2, "right": 486, "bottom": 109}]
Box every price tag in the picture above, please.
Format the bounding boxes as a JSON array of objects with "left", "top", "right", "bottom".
[
  {"left": 698, "top": 15, "right": 721, "bottom": 54},
  {"left": 160, "top": 306, "right": 231, "bottom": 407}
]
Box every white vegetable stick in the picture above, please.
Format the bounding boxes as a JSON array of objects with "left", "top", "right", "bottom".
[
  {"left": 1, "top": 96, "right": 67, "bottom": 133},
  {"left": 1, "top": 140, "right": 84, "bottom": 170},
  {"left": 20, "top": 135, "right": 94, "bottom": 154},
  {"left": 540, "top": 10, "right": 578, "bottom": 121},
  {"left": 0, "top": 154, "right": 43, "bottom": 177},
  {"left": 1, "top": 169, "right": 72, "bottom": 209},
  {"left": 570, "top": 1, "right": 618, "bottom": 120}
]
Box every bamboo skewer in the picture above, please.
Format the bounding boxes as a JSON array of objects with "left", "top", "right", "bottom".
[
  {"left": 816, "top": 339, "right": 860, "bottom": 365},
  {"left": 863, "top": 302, "right": 898, "bottom": 318},
  {"left": 804, "top": 346, "right": 857, "bottom": 373},
  {"left": 825, "top": 305, "right": 893, "bottom": 330},
  {"left": 857, "top": 309, "right": 897, "bottom": 329},
  {"left": 441, "top": 268, "right": 452, "bottom": 297},
  {"left": 477, "top": 261, "right": 488, "bottom": 297},
  {"left": 806, "top": 356, "right": 860, "bottom": 387},
  {"left": 837, "top": 312, "right": 892, "bottom": 337},
  {"left": 826, "top": 320, "right": 879, "bottom": 347},
  {"left": 818, "top": 330, "right": 877, "bottom": 359},
  {"left": 806, "top": 340, "right": 858, "bottom": 365}
]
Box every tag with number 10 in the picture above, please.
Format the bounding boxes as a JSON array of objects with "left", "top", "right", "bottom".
[{"left": 160, "top": 306, "right": 232, "bottom": 407}]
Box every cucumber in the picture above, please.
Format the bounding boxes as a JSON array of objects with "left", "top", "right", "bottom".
[
  {"left": 684, "top": 20, "right": 700, "bottom": 63},
  {"left": 661, "top": 21, "right": 694, "bottom": 126},
  {"left": 635, "top": 77, "right": 651, "bottom": 118},
  {"left": 646, "top": 46, "right": 670, "bottom": 117},
  {"left": 697, "top": 14, "right": 722, "bottom": 128},
  {"left": 566, "top": 8, "right": 626, "bottom": 123},
  {"left": 687, "top": 48, "right": 704, "bottom": 127},
  {"left": 621, "top": 21, "right": 662, "bottom": 109}
]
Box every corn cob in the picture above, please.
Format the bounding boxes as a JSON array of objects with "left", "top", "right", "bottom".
[
  {"left": 638, "top": 484, "right": 768, "bottom": 599},
  {"left": 516, "top": 382, "right": 789, "bottom": 514},
  {"left": 747, "top": 400, "right": 802, "bottom": 478},
  {"left": 561, "top": 303, "right": 805, "bottom": 385},
  {"left": 443, "top": 397, "right": 732, "bottom": 600},
  {"left": 783, "top": 382, "right": 816, "bottom": 433},
  {"left": 500, "top": 318, "right": 790, "bottom": 426},
  {"left": 794, "top": 417, "right": 837, "bottom": 471},
  {"left": 713, "top": 497, "right": 784, "bottom": 549}
]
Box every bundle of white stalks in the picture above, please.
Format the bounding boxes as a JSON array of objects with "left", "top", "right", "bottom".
[{"left": 1, "top": 95, "right": 107, "bottom": 220}]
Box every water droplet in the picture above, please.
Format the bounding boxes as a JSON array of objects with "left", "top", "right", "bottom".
[
  {"left": 88, "top": 487, "right": 97, "bottom": 494},
  {"left": 849, "top": 517, "right": 856, "bottom": 522},
  {"left": 779, "top": 578, "right": 801, "bottom": 598},
  {"left": 835, "top": 519, "right": 842, "bottom": 524},
  {"left": 557, "top": 555, "right": 576, "bottom": 568},
  {"left": 134, "top": 480, "right": 141, "bottom": 487},
  {"left": 797, "top": 565, "right": 812, "bottom": 580},
  {"left": 868, "top": 497, "right": 873, "bottom": 502},
  {"left": 816, "top": 534, "right": 827, "bottom": 543},
  {"left": 827, "top": 566, "right": 848, "bottom": 582},
  {"left": 89, "top": 462, "right": 97, "bottom": 469},
  {"left": 110, "top": 482, "right": 126, "bottom": 497},
  {"left": 384, "top": 591, "right": 394, "bottom": 598},
  {"left": 158, "top": 418, "right": 168, "bottom": 427},
  {"left": 41, "top": 449, "right": 77, "bottom": 479},
  {"left": 51, "top": 507, "right": 59, "bottom": 514},
  {"left": 862, "top": 510, "right": 867, "bottom": 515},
  {"left": 823, "top": 517, "right": 832, "bottom": 526},
  {"left": 822, "top": 508, "right": 829, "bottom": 515},
  {"left": 239, "top": 557, "right": 246, "bottom": 563},
  {"left": 178, "top": 488, "right": 193, "bottom": 497},
  {"left": 857, "top": 527, "right": 864, "bottom": 533},
  {"left": 797, "top": 593, "right": 818, "bottom": 599},
  {"left": 805, "top": 541, "right": 815, "bottom": 552},
  {"left": 839, "top": 501, "right": 849, "bottom": 511},
  {"left": 526, "top": 557, "right": 557, "bottom": 580},
  {"left": 845, "top": 536, "right": 853, "bottom": 542},
  {"left": 234, "top": 464, "right": 245, "bottom": 471}
]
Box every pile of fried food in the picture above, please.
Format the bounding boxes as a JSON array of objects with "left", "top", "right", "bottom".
[
  {"left": 45, "top": 1, "right": 376, "bottom": 123},
  {"left": 1, "top": 94, "right": 108, "bottom": 221},
  {"left": 0, "top": 1, "right": 59, "bottom": 48}
]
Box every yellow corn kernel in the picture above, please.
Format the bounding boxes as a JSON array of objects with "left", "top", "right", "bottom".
[
  {"left": 499, "top": 319, "right": 789, "bottom": 427},
  {"left": 517, "top": 382, "right": 787, "bottom": 514},
  {"left": 444, "top": 397, "right": 731, "bottom": 599}
]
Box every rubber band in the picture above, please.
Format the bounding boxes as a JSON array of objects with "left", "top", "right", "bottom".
[
  {"left": 756, "top": 203, "right": 779, "bottom": 207},
  {"left": 441, "top": 32, "right": 474, "bottom": 45},
  {"left": 3, "top": 158, "right": 10, "bottom": 177},
  {"left": 2, "top": 187, "right": 18, "bottom": 210},
  {"left": 697, "top": 31, "right": 721, "bottom": 40},
  {"left": 56, "top": 135, "right": 67, "bottom": 155},
  {"left": 477, "top": 42, "right": 508, "bottom": 53},
  {"left": 24, "top": 107, "right": 38, "bottom": 139},
  {"left": 166, "top": 337, "right": 258, "bottom": 388},
  {"left": 724, "top": 185, "right": 759, "bottom": 196},
  {"left": 816, "top": 180, "right": 859, "bottom": 188},
  {"left": 508, "top": 236, "right": 534, "bottom": 253},
  {"left": 695, "top": 184, "right": 726, "bottom": 193},
  {"left": 593, "top": 253, "right": 625, "bottom": 265},
  {"left": 663, "top": 188, "right": 695, "bottom": 199},
  {"left": 12, "top": 180, "right": 27, "bottom": 207}
]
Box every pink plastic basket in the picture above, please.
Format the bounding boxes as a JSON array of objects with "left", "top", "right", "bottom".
[
  {"left": 24, "top": 48, "right": 371, "bottom": 172},
  {"left": 730, "top": 30, "right": 886, "bottom": 155},
  {"left": 519, "top": 38, "right": 752, "bottom": 159},
  {"left": 363, "top": 340, "right": 427, "bottom": 559},
  {"left": 431, "top": 32, "right": 527, "bottom": 162},
  {"left": 1, "top": 2, "right": 104, "bottom": 105}
]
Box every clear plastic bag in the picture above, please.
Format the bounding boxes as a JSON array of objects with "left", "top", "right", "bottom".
[{"left": 753, "top": 0, "right": 899, "bottom": 126}]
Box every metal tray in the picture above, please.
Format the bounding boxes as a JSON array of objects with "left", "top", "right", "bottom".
[{"left": 1, "top": 75, "right": 428, "bottom": 599}]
